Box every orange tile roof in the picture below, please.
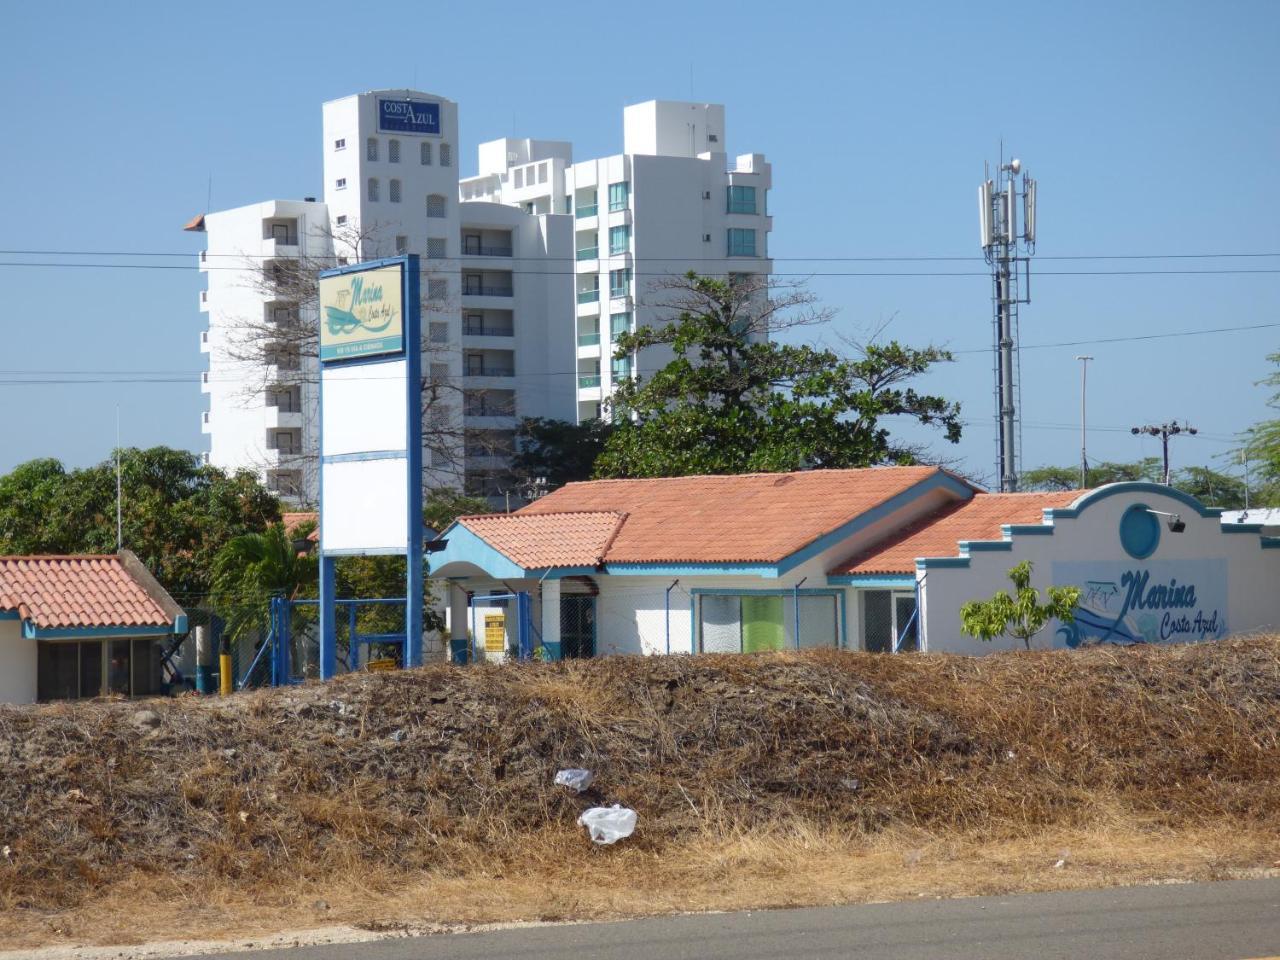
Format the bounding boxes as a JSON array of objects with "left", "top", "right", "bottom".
[
  {"left": 833, "top": 490, "right": 1086, "bottom": 575},
  {"left": 515, "top": 466, "right": 957, "bottom": 565},
  {"left": 0, "top": 556, "right": 172, "bottom": 629},
  {"left": 458, "top": 511, "right": 626, "bottom": 569},
  {"left": 282, "top": 512, "right": 319, "bottom": 542}
]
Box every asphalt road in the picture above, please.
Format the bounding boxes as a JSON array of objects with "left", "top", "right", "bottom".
[{"left": 196, "top": 879, "right": 1280, "bottom": 960}]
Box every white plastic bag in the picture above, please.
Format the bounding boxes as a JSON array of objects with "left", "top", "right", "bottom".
[
  {"left": 554, "top": 768, "right": 594, "bottom": 793},
  {"left": 577, "top": 804, "right": 637, "bottom": 845}
]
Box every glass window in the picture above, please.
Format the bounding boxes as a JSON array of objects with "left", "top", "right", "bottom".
[
  {"left": 389, "top": 179, "right": 401, "bottom": 203},
  {"left": 727, "top": 184, "right": 757, "bottom": 214},
  {"left": 79, "top": 641, "right": 102, "bottom": 698},
  {"left": 514, "top": 168, "right": 524, "bottom": 188},
  {"left": 426, "top": 194, "right": 446, "bottom": 218},
  {"left": 420, "top": 141, "right": 432, "bottom": 165},
  {"left": 334, "top": 138, "right": 346, "bottom": 150},
  {"left": 426, "top": 237, "right": 447, "bottom": 259},
  {"left": 727, "top": 228, "right": 757, "bottom": 256},
  {"left": 335, "top": 178, "right": 346, "bottom": 190},
  {"left": 609, "top": 268, "right": 631, "bottom": 298},
  {"left": 335, "top": 214, "right": 348, "bottom": 226},
  {"left": 440, "top": 143, "right": 452, "bottom": 167},
  {"left": 741, "top": 596, "right": 785, "bottom": 652},
  {"left": 896, "top": 595, "right": 919, "bottom": 652},
  {"left": 427, "top": 279, "right": 447, "bottom": 302},
  {"left": 609, "top": 225, "right": 631, "bottom": 254},
  {"left": 132, "top": 639, "right": 159, "bottom": 696},
  {"left": 609, "top": 312, "right": 631, "bottom": 336},
  {"left": 700, "top": 595, "right": 740, "bottom": 653},
  {"left": 429, "top": 321, "right": 449, "bottom": 343},
  {"left": 388, "top": 139, "right": 400, "bottom": 163},
  {"left": 538, "top": 162, "right": 548, "bottom": 184},
  {"left": 611, "top": 356, "right": 632, "bottom": 381},
  {"left": 108, "top": 639, "right": 131, "bottom": 696},
  {"left": 608, "top": 181, "right": 630, "bottom": 212},
  {"left": 395, "top": 235, "right": 408, "bottom": 254},
  {"left": 37, "top": 643, "right": 78, "bottom": 701},
  {"left": 366, "top": 137, "right": 378, "bottom": 161},
  {"left": 367, "top": 178, "right": 380, "bottom": 202}
]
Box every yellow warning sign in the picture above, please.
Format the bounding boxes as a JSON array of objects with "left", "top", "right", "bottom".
[
  {"left": 484, "top": 614, "right": 506, "bottom": 653},
  {"left": 366, "top": 657, "right": 398, "bottom": 672}
]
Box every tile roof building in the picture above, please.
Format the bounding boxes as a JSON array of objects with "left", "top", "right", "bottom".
[
  {"left": 428, "top": 467, "right": 1280, "bottom": 661},
  {"left": 0, "top": 551, "right": 187, "bottom": 704}
]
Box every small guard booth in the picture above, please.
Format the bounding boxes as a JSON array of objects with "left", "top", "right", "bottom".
[
  {"left": 0, "top": 551, "right": 188, "bottom": 703},
  {"left": 427, "top": 467, "right": 1280, "bottom": 658}
]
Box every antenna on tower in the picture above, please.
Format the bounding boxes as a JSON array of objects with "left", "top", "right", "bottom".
[{"left": 979, "top": 154, "right": 1037, "bottom": 492}]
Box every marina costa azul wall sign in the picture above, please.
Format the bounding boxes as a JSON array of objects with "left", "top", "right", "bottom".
[
  {"left": 378, "top": 98, "right": 440, "bottom": 136},
  {"left": 318, "top": 263, "right": 404, "bottom": 361},
  {"left": 1051, "top": 559, "right": 1228, "bottom": 647}
]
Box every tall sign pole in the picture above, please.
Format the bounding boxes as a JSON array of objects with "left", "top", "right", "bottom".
[
  {"left": 317, "top": 255, "right": 423, "bottom": 679},
  {"left": 979, "top": 157, "right": 1037, "bottom": 491},
  {"left": 1076, "top": 355, "right": 1093, "bottom": 488}
]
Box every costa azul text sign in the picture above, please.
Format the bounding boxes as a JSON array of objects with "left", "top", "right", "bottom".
[
  {"left": 378, "top": 98, "right": 440, "bottom": 136},
  {"left": 318, "top": 263, "right": 404, "bottom": 361},
  {"left": 1051, "top": 559, "right": 1228, "bottom": 648}
]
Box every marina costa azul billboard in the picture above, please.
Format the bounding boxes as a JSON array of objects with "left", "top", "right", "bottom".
[
  {"left": 1051, "top": 559, "right": 1228, "bottom": 648},
  {"left": 319, "top": 263, "right": 404, "bottom": 361},
  {"left": 377, "top": 98, "right": 440, "bottom": 136}
]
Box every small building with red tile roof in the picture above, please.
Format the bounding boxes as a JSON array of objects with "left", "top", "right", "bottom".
[
  {"left": 427, "top": 467, "right": 1280, "bottom": 659},
  {"left": 0, "top": 550, "right": 187, "bottom": 704}
]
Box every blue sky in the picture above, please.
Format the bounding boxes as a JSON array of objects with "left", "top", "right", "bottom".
[{"left": 2, "top": 0, "right": 1277, "bottom": 488}]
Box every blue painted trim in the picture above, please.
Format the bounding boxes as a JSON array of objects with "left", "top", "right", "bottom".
[
  {"left": 1119, "top": 502, "right": 1160, "bottom": 559},
  {"left": 324, "top": 546, "right": 414, "bottom": 557},
  {"left": 1222, "top": 523, "right": 1266, "bottom": 534},
  {"left": 1004, "top": 524, "right": 1054, "bottom": 536},
  {"left": 174, "top": 613, "right": 189, "bottom": 634},
  {"left": 689, "top": 588, "right": 842, "bottom": 597},
  {"left": 0, "top": 610, "right": 20, "bottom": 620},
  {"left": 826, "top": 574, "right": 914, "bottom": 588},
  {"left": 774, "top": 470, "right": 976, "bottom": 576},
  {"left": 536, "top": 566, "right": 602, "bottom": 579},
  {"left": 321, "top": 450, "right": 408, "bottom": 464},
  {"left": 427, "top": 522, "right": 531, "bottom": 580},
  {"left": 1262, "top": 537, "right": 1280, "bottom": 549},
  {"left": 961, "top": 540, "right": 1013, "bottom": 553},
  {"left": 1048, "top": 482, "right": 1222, "bottom": 520},
  {"left": 917, "top": 556, "right": 971, "bottom": 570},
  {"left": 604, "top": 562, "right": 777, "bottom": 576},
  {"left": 25, "top": 624, "right": 172, "bottom": 640},
  {"left": 838, "top": 589, "right": 849, "bottom": 649}
]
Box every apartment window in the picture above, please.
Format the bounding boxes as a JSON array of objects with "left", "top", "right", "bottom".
[
  {"left": 336, "top": 215, "right": 348, "bottom": 226},
  {"left": 429, "top": 362, "right": 450, "bottom": 384},
  {"left": 538, "top": 163, "right": 548, "bottom": 184},
  {"left": 727, "top": 185, "right": 757, "bottom": 215},
  {"left": 389, "top": 179, "right": 402, "bottom": 203},
  {"left": 727, "top": 228, "right": 757, "bottom": 257},
  {"left": 395, "top": 235, "right": 408, "bottom": 254},
  {"left": 335, "top": 178, "right": 347, "bottom": 190},
  {"left": 389, "top": 139, "right": 400, "bottom": 163},
  {"left": 367, "top": 178, "right": 380, "bottom": 202},
  {"left": 427, "top": 278, "right": 447, "bottom": 302},
  {"left": 429, "top": 321, "right": 449, "bottom": 343},
  {"left": 514, "top": 168, "right": 524, "bottom": 189},
  {"left": 610, "top": 312, "right": 631, "bottom": 337},
  {"left": 366, "top": 137, "right": 378, "bottom": 161},
  {"left": 426, "top": 194, "right": 446, "bottom": 218},
  {"left": 699, "top": 593, "right": 838, "bottom": 653},
  {"left": 427, "top": 237, "right": 447, "bottom": 260},
  {"left": 608, "top": 225, "right": 631, "bottom": 255},
  {"left": 608, "top": 181, "right": 629, "bottom": 212},
  {"left": 334, "top": 138, "right": 346, "bottom": 151},
  {"left": 440, "top": 143, "right": 452, "bottom": 167},
  {"left": 612, "top": 356, "right": 632, "bottom": 381},
  {"left": 420, "top": 141, "right": 432, "bottom": 165},
  {"left": 609, "top": 268, "right": 631, "bottom": 298},
  {"left": 563, "top": 197, "right": 573, "bottom": 214},
  {"left": 862, "top": 591, "right": 918, "bottom": 653}
]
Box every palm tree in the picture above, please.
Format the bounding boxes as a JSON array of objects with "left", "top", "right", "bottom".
[{"left": 211, "top": 520, "right": 317, "bottom": 653}]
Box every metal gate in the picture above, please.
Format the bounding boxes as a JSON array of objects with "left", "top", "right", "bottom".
[{"left": 560, "top": 596, "right": 596, "bottom": 659}]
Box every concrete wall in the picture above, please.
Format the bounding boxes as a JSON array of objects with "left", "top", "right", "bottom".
[
  {"left": 0, "top": 620, "right": 37, "bottom": 704},
  {"left": 918, "top": 486, "right": 1280, "bottom": 654}
]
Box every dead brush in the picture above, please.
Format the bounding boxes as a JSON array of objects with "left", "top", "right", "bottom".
[{"left": 1, "top": 636, "right": 1279, "bottom": 924}]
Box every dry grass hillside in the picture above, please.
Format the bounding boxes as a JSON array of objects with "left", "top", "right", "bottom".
[{"left": 3, "top": 638, "right": 1280, "bottom": 950}]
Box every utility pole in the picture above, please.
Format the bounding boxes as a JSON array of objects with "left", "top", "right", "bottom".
[
  {"left": 1075, "top": 356, "right": 1092, "bottom": 488},
  {"left": 1130, "top": 420, "right": 1198, "bottom": 485},
  {"left": 1241, "top": 449, "right": 1251, "bottom": 510},
  {"left": 979, "top": 156, "right": 1037, "bottom": 491}
]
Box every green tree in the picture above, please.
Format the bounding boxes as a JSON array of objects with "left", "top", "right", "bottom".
[
  {"left": 211, "top": 520, "right": 318, "bottom": 643},
  {"left": 593, "top": 273, "right": 961, "bottom": 478},
  {"left": 1020, "top": 458, "right": 1247, "bottom": 507},
  {"left": 0, "top": 447, "right": 279, "bottom": 600},
  {"left": 960, "top": 560, "right": 1081, "bottom": 651},
  {"left": 511, "top": 417, "right": 614, "bottom": 491},
  {"left": 1240, "top": 351, "right": 1280, "bottom": 502}
]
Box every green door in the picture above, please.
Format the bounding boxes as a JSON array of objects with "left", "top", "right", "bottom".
[{"left": 741, "top": 596, "right": 784, "bottom": 652}]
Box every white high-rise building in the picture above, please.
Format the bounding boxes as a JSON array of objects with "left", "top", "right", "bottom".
[
  {"left": 195, "top": 92, "right": 772, "bottom": 503},
  {"left": 461, "top": 100, "right": 773, "bottom": 423}
]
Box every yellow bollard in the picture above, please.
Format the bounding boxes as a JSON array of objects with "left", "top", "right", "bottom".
[{"left": 219, "top": 652, "right": 233, "bottom": 695}]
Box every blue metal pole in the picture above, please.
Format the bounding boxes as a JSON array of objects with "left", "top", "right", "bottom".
[
  {"left": 348, "top": 602, "right": 358, "bottom": 671},
  {"left": 281, "top": 597, "right": 292, "bottom": 683},
  {"left": 665, "top": 579, "right": 679, "bottom": 655},
  {"left": 319, "top": 556, "right": 337, "bottom": 679},
  {"left": 793, "top": 577, "right": 807, "bottom": 650},
  {"left": 404, "top": 253, "right": 424, "bottom": 669}
]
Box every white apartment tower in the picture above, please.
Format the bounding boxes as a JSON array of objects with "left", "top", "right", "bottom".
[
  {"left": 461, "top": 100, "right": 773, "bottom": 423},
  {"left": 195, "top": 92, "right": 771, "bottom": 502}
]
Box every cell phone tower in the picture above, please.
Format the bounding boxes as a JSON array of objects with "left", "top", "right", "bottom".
[{"left": 979, "top": 156, "right": 1037, "bottom": 492}]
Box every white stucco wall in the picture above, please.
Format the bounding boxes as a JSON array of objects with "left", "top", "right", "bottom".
[
  {"left": 0, "top": 620, "right": 37, "bottom": 704},
  {"left": 918, "top": 486, "right": 1280, "bottom": 655}
]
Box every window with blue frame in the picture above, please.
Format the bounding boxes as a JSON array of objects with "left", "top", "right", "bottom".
[
  {"left": 608, "top": 181, "right": 630, "bottom": 212},
  {"left": 609, "top": 225, "right": 631, "bottom": 255},
  {"left": 609, "top": 268, "right": 631, "bottom": 298},
  {"left": 698, "top": 593, "right": 838, "bottom": 653},
  {"left": 727, "top": 185, "right": 757, "bottom": 214},
  {"left": 610, "top": 312, "right": 631, "bottom": 337},
  {"left": 611, "top": 355, "right": 632, "bottom": 381},
  {"left": 727, "top": 228, "right": 757, "bottom": 257}
]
